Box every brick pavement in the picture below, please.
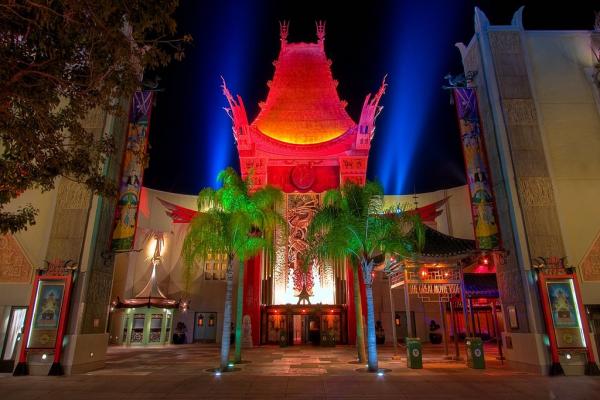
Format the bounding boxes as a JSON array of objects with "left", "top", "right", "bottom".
[{"left": 1, "top": 344, "right": 598, "bottom": 399}]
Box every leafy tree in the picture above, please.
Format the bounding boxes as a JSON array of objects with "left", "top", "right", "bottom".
[
  {"left": 182, "top": 168, "right": 283, "bottom": 371},
  {"left": 308, "top": 181, "right": 424, "bottom": 372},
  {"left": 0, "top": 0, "right": 191, "bottom": 234}
]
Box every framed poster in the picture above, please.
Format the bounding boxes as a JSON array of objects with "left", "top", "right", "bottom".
[
  {"left": 545, "top": 279, "right": 585, "bottom": 348},
  {"left": 27, "top": 280, "right": 66, "bottom": 349}
]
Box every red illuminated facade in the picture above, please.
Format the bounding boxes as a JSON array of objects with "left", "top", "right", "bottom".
[
  {"left": 223, "top": 21, "right": 386, "bottom": 192},
  {"left": 222, "top": 22, "right": 386, "bottom": 345}
]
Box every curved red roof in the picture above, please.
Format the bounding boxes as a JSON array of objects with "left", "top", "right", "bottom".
[{"left": 252, "top": 42, "right": 355, "bottom": 145}]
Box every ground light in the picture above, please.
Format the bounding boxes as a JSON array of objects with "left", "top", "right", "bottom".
[
  {"left": 228, "top": 362, "right": 235, "bottom": 368},
  {"left": 215, "top": 371, "right": 222, "bottom": 376},
  {"left": 377, "top": 370, "right": 385, "bottom": 377}
]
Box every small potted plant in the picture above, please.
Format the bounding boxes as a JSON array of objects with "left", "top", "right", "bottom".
[
  {"left": 429, "top": 320, "right": 442, "bottom": 344},
  {"left": 173, "top": 322, "right": 187, "bottom": 344}
]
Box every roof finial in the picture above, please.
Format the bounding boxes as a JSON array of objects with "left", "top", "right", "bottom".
[
  {"left": 316, "top": 20, "right": 326, "bottom": 46},
  {"left": 280, "top": 20, "right": 289, "bottom": 49}
]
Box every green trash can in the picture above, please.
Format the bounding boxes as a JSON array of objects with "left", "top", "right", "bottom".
[
  {"left": 406, "top": 337, "right": 423, "bottom": 369},
  {"left": 465, "top": 337, "right": 485, "bottom": 369}
]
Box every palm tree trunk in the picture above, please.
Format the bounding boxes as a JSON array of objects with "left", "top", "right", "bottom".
[
  {"left": 234, "top": 259, "right": 245, "bottom": 363},
  {"left": 362, "top": 260, "right": 378, "bottom": 372},
  {"left": 220, "top": 257, "right": 235, "bottom": 371},
  {"left": 352, "top": 266, "right": 367, "bottom": 363}
]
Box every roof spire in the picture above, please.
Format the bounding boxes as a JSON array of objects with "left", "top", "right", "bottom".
[
  {"left": 279, "top": 20, "right": 289, "bottom": 50},
  {"left": 316, "top": 20, "right": 326, "bottom": 47}
]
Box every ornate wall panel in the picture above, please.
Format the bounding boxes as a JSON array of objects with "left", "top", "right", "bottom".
[{"left": 0, "top": 235, "right": 33, "bottom": 283}]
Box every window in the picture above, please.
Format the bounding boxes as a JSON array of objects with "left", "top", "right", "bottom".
[{"left": 204, "top": 253, "right": 227, "bottom": 280}]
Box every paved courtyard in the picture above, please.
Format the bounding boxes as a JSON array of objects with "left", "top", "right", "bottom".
[{"left": 1, "top": 344, "right": 599, "bottom": 399}]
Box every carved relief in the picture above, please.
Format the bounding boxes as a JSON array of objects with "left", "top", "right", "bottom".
[
  {"left": 339, "top": 157, "right": 367, "bottom": 174},
  {"left": 286, "top": 193, "right": 319, "bottom": 296},
  {"left": 503, "top": 99, "right": 537, "bottom": 125},
  {"left": 489, "top": 31, "right": 521, "bottom": 54},
  {"left": 0, "top": 235, "right": 33, "bottom": 283},
  {"left": 242, "top": 158, "right": 267, "bottom": 174},
  {"left": 581, "top": 232, "right": 600, "bottom": 281},
  {"left": 341, "top": 175, "right": 365, "bottom": 186},
  {"left": 55, "top": 179, "right": 92, "bottom": 210},
  {"left": 463, "top": 45, "right": 480, "bottom": 73},
  {"left": 290, "top": 164, "right": 316, "bottom": 190},
  {"left": 527, "top": 234, "right": 565, "bottom": 259},
  {"left": 517, "top": 177, "right": 555, "bottom": 206}
]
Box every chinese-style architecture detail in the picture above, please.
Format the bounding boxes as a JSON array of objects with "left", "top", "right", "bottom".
[
  {"left": 0, "top": 235, "right": 33, "bottom": 283},
  {"left": 221, "top": 22, "right": 386, "bottom": 345},
  {"left": 222, "top": 22, "right": 386, "bottom": 192},
  {"left": 580, "top": 231, "right": 600, "bottom": 281},
  {"left": 114, "top": 232, "right": 179, "bottom": 310},
  {"left": 111, "top": 232, "right": 177, "bottom": 346}
]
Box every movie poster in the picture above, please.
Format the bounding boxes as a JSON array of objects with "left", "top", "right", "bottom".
[
  {"left": 27, "top": 280, "right": 65, "bottom": 349},
  {"left": 111, "top": 91, "right": 154, "bottom": 251},
  {"left": 546, "top": 279, "right": 585, "bottom": 348},
  {"left": 453, "top": 87, "right": 501, "bottom": 250}
]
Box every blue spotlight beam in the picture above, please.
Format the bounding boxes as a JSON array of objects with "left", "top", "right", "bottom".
[{"left": 370, "top": 1, "right": 467, "bottom": 195}]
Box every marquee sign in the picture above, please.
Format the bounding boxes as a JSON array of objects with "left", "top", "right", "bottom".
[
  {"left": 390, "top": 265, "right": 463, "bottom": 302},
  {"left": 408, "top": 283, "right": 461, "bottom": 296}
]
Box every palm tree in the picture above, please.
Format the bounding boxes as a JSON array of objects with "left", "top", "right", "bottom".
[
  {"left": 183, "top": 168, "right": 283, "bottom": 371},
  {"left": 307, "top": 181, "right": 424, "bottom": 372}
]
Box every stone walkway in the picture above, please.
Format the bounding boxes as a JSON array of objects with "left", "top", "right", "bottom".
[{"left": 1, "top": 344, "right": 599, "bottom": 399}]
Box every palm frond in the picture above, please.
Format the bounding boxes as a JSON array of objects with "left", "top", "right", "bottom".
[{"left": 183, "top": 167, "right": 284, "bottom": 286}]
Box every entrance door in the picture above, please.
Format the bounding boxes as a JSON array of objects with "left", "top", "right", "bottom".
[
  {"left": 308, "top": 314, "right": 320, "bottom": 345},
  {"left": 194, "top": 312, "right": 217, "bottom": 342},
  {"left": 395, "top": 311, "right": 416, "bottom": 342},
  {"left": 0, "top": 307, "right": 27, "bottom": 372},
  {"left": 293, "top": 315, "right": 302, "bottom": 344}
]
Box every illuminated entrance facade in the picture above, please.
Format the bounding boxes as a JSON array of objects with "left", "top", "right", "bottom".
[{"left": 222, "top": 22, "right": 386, "bottom": 345}]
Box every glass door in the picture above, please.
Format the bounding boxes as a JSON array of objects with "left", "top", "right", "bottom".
[{"left": 1, "top": 307, "right": 27, "bottom": 372}]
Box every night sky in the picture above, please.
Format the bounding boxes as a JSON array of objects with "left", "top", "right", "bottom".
[{"left": 143, "top": 0, "right": 596, "bottom": 195}]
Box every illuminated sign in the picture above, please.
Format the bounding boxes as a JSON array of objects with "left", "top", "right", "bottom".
[
  {"left": 545, "top": 279, "right": 585, "bottom": 348},
  {"left": 408, "top": 283, "right": 461, "bottom": 296},
  {"left": 27, "top": 280, "right": 66, "bottom": 349}
]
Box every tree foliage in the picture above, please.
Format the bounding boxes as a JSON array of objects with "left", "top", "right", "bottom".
[
  {"left": 182, "top": 168, "right": 284, "bottom": 272},
  {"left": 182, "top": 167, "right": 283, "bottom": 370},
  {"left": 307, "top": 181, "right": 424, "bottom": 371},
  {"left": 0, "top": 0, "right": 191, "bottom": 234},
  {"left": 307, "top": 181, "right": 424, "bottom": 265}
]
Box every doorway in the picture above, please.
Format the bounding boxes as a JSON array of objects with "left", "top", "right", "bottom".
[
  {"left": 293, "top": 315, "right": 302, "bottom": 344},
  {"left": 1, "top": 307, "right": 27, "bottom": 372},
  {"left": 194, "top": 312, "right": 217, "bottom": 342},
  {"left": 394, "top": 311, "right": 416, "bottom": 343}
]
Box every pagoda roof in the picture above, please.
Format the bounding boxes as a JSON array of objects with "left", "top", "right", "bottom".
[
  {"left": 419, "top": 225, "right": 476, "bottom": 259},
  {"left": 114, "top": 233, "right": 180, "bottom": 309},
  {"left": 464, "top": 273, "right": 499, "bottom": 299},
  {"left": 252, "top": 42, "right": 356, "bottom": 145}
]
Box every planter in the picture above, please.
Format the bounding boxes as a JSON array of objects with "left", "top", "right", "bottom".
[
  {"left": 279, "top": 330, "right": 288, "bottom": 347},
  {"left": 429, "top": 333, "right": 442, "bottom": 344}
]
